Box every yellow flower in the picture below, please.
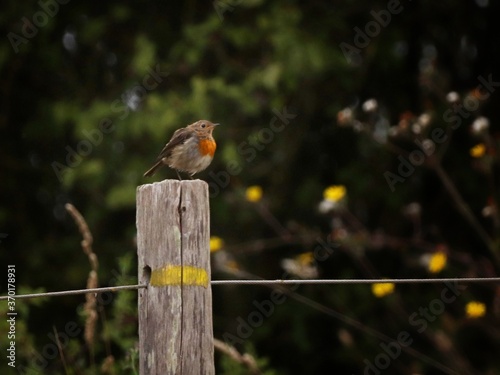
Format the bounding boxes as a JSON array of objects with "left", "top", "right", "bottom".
[
  {"left": 465, "top": 301, "right": 486, "bottom": 318},
  {"left": 371, "top": 282, "right": 395, "bottom": 298},
  {"left": 245, "top": 185, "right": 263, "bottom": 203},
  {"left": 296, "top": 252, "right": 315, "bottom": 266},
  {"left": 323, "top": 185, "right": 346, "bottom": 202},
  {"left": 470, "top": 144, "right": 486, "bottom": 158},
  {"left": 428, "top": 251, "right": 447, "bottom": 273},
  {"left": 210, "top": 236, "right": 224, "bottom": 253}
]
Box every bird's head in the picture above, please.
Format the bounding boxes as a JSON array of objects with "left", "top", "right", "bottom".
[{"left": 189, "top": 120, "right": 220, "bottom": 135}]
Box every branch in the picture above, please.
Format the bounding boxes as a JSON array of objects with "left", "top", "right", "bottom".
[
  {"left": 431, "top": 163, "right": 500, "bottom": 269},
  {"left": 65, "top": 203, "right": 99, "bottom": 359},
  {"left": 214, "top": 339, "right": 261, "bottom": 375}
]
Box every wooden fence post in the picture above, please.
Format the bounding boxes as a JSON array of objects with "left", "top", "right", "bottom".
[{"left": 136, "top": 180, "right": 214, "bottom": 374}]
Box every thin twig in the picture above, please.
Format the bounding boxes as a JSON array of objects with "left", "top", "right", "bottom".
[
  {"left": 224, "top": 235, "right": 319, "bottom": 254},
  {"left": 214, "top": 339, "right": 261, "bottom": 375},
  {"left": 483, "top": 132, "right": 500, "bottom": 233},
  {"left": 255, "top": 203, "right": 293, "bottom": 242},
  {"left": 65, "top": 203, "right": 98, "bottom": 270},
  {"left": 53, "top": 326, "right": 69, "bottom": 375},
  {"left": 65, "top": 203, "right": 99, "bottom": 361},
  {"left": 431, "top": 163, "right": 500, "bottom": 268}
]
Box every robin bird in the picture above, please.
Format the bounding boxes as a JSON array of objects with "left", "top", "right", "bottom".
[{"left": 143, "top": 120, "right": 220, "bottom": 179}]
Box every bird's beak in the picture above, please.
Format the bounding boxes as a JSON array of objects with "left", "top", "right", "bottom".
[{"left": 213, "top": 123, "right": 221, "bottom": 126}]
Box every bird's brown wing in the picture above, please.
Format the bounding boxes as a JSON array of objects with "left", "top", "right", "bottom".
[
  {"left": 154, "top": 127, "right": 193, "bottom": 161},
  {"left": 143, "top": 127, "right": 194, "bottom": 177}
]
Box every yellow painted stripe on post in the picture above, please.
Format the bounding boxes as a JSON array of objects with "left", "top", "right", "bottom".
[{"left": 150, "top": 265, "right": 209, "bottom": 288}]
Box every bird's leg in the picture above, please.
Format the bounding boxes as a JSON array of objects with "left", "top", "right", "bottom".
[{"left": 176, "top": 170, "right": 182, "bottom": 180}]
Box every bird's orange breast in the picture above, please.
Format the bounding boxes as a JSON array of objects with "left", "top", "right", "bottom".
[{"left": 198, "top": 139, "right": 217, "bottom": 157}]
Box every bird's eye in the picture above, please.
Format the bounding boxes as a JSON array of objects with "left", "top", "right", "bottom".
[{"left": 201, "top": 123, "right": 206, "bottom": 128}]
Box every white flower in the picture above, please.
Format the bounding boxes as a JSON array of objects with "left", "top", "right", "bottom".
[
  {"left": 281, "top": 258, "right": 318, "bottom": 279},
  {"left": 482, "top": 206, "right": 494, "bottom": 217},
  {"left": 446, "top": 91, "right": 460, "bottom": 103},
  {"left": 362, "top": 99, "right": 378, "bottom": 113},
  {"left": 417, "top": 113, "right": 432, "bottom": 128},
  {"left": 471, "top": 117, "right": 490, "bottom": 135},
  {"left": 318, "top": 199, "right": 336, "bottom": 214}
]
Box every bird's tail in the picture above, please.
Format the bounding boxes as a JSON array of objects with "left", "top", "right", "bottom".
[{"left": 143, "top": 161, "right": 163, "bottom": 177}]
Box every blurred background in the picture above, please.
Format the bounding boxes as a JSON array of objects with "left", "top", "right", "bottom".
[{"left": 1, "top": 0, "right": 500, "bottom": 374}]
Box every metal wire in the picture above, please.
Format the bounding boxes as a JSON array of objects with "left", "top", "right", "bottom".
[
  {"left": 210, "top": 277, "right": 500, "bottom": 285},
  {"left": 0, "top": 284, "right": 147, "bottom": 301},
  {"left": 1, "top": 277, "right": 500, "bottom": 301}
]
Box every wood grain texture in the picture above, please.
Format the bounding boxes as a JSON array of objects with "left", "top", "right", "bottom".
[{"left": 136, "top": 180, "right": 214, "bottom": 375}]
